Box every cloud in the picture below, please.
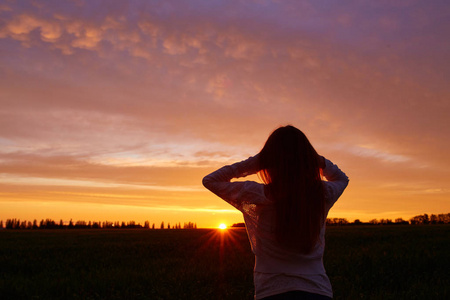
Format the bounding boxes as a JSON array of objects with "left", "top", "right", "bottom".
[
  {"left": 1, "top": 1, "right": 447, "bottom": 153},
  {"left": 333, "top": 143, "right": 410, "bottom": 163},
  {"left": 4, "top": 13, "right": 60, "bottom": 40},
  {"left": 0, "top": 151, "right": 211, "bottom": 186}
]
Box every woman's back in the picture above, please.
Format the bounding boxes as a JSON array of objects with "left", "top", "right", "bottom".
[{"left": 202, "top": 126, "right": 349, "bottom": 299}]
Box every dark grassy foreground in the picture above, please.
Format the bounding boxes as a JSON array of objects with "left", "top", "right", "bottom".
[{"left": 0, "top": 226, "right": 448, "bottom": 300}]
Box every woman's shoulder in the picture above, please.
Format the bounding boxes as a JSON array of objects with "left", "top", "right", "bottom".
[
  {"left": 241, "top": 180, "right": 265, "bottom": 194},
  {"left": 240, "top": 181, "right": 271, "bottom": 204}
]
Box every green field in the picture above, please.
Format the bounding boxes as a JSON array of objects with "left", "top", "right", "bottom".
[{"left": 0, "top": 225, "right": 448, "bottom": 299}]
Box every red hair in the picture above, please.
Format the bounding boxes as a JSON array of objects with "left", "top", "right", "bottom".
[{"left": 259, "top": 125, "right": 325, "bottom": 254}]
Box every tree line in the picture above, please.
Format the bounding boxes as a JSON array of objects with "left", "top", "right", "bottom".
[
  {"left": 1, "top": 213, "right": 448, "bottom": 230},
  {"left": 350, "top": 213, "right": 450, "bottom": 226},
  {"left": 0, "top": 218, "right": 197, "bottom": 230},
  {"left": 230, "top": 213, "right": 450, "bottom": 227}
]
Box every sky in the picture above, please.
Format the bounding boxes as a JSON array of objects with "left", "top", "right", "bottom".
[{"left": 0, "top": 0, "right": 449, "bottom": 228}]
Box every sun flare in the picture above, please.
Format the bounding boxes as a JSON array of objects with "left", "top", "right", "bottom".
[{"left": 218, "top": 223, "right": 227, "bottom": 230}]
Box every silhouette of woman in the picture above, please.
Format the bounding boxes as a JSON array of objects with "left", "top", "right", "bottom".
[{"left": 203, "top": 125, "right": 349, "bottom": 300}]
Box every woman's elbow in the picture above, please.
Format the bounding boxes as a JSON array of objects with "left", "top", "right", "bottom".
[
  {"left": 202, "top": 176, "right": 212, "bottom": 190},
  {"left": 343, "top": 176, "right": 350, "bottom": 188}
]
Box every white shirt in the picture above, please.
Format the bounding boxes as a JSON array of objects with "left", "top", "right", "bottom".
[{"left": 203, "top": 156, "right": 349, "bottom": 299}]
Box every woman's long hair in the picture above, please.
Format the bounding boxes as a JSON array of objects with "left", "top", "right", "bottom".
[{"left": 259, "top": 125, "right": 325, "bottom": 254}]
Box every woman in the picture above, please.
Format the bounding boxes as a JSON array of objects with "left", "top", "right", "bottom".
[{"left": 202, "top": 125, "right": 349, "bottom": 299}]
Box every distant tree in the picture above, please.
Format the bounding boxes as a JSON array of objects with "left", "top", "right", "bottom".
[
  {"left": 410, "top": 214, "right": 427, "bottom": 225},
  {"left": 232, "top": 223, "right": 245, "bottom": 228},
  {"left": 19, "top": 220, "right": 27, "bottom": 229},
  {"left": 326, "top": 218, "right": 349, "bottom": 226},
  {"left": 368, "top": 219, "right": 379, "bottom": 225},
  {"left": 40, "top": 219, "right": 57, "bottom": 229},
  {"left": 379, "top": 219, "right": 393, "bottom": 225},
  {"left": 75, "top": 220, "right": 87, "bottom": 228},
  {"left": 0, "top": 220, "right": 3, "bottom": 229},
  {"left": 423, "top": 214, "right": 429, "bottom": 224},
  {"left": 8, "top": 219, "right": 21, "bottom": 229},
  {"left": 339, "top": 218, "right": 349, "bottom": 225},
  {"left": 353, "top": 219, "right": 362, "bottom": 225},
  {"left": 5, "top": 219, "right": 13, "bottom": 229},
  {"left": 183, "top": 222, "right": 196, "bottom": 229},
  {"left": 160, "top": 221, "right": 164, "bottom": 229},
  {"left": 438, "top": 213, "right": 450, "bottom": 224},
  {"left": 144, "top": 221, "right": 149, "bottom": 229},
  {"left": 152, "top": 223, "right": 155, "bottom": 229},
  {"left": 430, "top": 214, "right": 438, "bottom": 224},
  {"left": 33, "top": 219, "right": 38, "bottom": 229},
  {"left": 395, "top": 218, "right": 408, "bottom": 225},
  {"left": 104, "top": 221, "right": 114, "bottom": 228},
  {"left": 397, "top": 213, "right": 450, "bottom": 225},
  {"left": 68, "top": 219, "right": 74, "bottom": 228}
]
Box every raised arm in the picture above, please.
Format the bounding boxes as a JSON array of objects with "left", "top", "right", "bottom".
[
  {"left": 321, "top": 158, "right": 349, "bottom": 207},
  {"left": 202, "top": 155, "right": 260, "bottom": 210}
]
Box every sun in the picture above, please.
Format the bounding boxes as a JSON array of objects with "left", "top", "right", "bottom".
[{"left": 218, "top": 223, "right": 227, "bottom": 230}]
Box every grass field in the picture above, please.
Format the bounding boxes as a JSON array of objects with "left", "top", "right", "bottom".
[{"left": 0, "top": 225, "right": 448, "bottom": 299}]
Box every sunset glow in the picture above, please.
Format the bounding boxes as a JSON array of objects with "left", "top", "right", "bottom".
[
  {"left": 219, "top": 224, "right": 227, "bottom": 230},
  {"left": 0, "top": 1, "right": 449, "bottom": 228}
]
